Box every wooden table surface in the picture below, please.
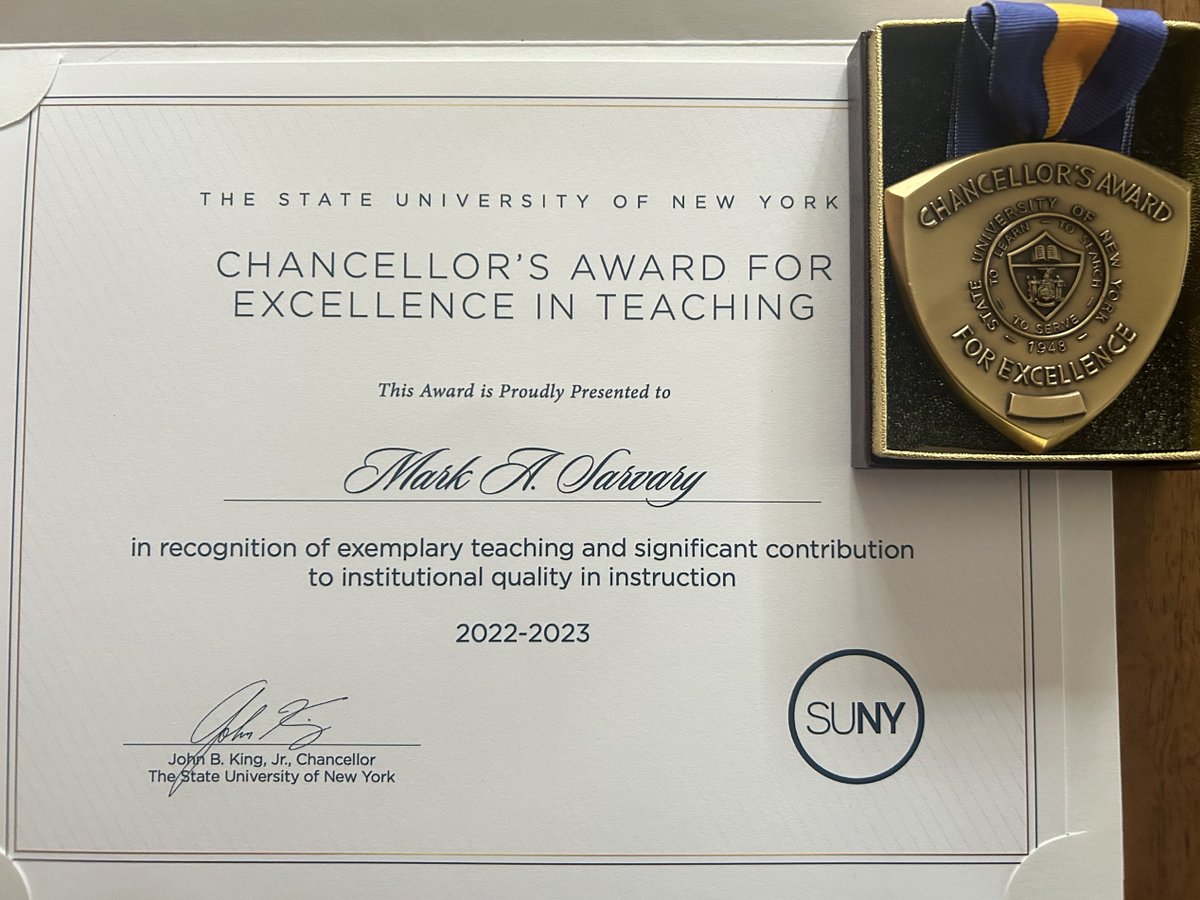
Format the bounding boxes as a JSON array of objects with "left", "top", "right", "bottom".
[{"left": 1114, "top": 5, "right": 1200, "bottom": 899}]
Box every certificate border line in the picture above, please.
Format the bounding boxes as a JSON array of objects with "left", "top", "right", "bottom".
[
  {"left": 45, "top": 94, "right": 850, "bottom": 103},
  {"left": 50, "top": 105, "right": 849, "bottom": 114},
  {"left": 43, "top": 99, "right": 850, "bottom": 114},
  {"left": 4, "top": 112, "right": 35, "bottom": 858},
  {"left": 7, "top": 107, "right": 40, "bottom": 858},
  {"left": 1020, "top": 470, "right": 1033, "bottom": 853},
  {"left": 11, "top": 850, "right": 1030, "bottom": 864},
  {"left": 7, "top": 858, "right": 1026, "bottom": 866},
  {"left": 1027, "top": 471, "right": 1039, "bottom": 849},
  {"left": 8, "top": 95, "right": 1036, "bottom": 865}
]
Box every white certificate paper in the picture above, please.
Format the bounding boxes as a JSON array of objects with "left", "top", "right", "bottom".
[{"left": 0, "top": 45, "right": 1121, "bottom": 899}]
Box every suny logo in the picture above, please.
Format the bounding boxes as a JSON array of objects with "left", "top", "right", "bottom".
[{"left": 787, "top": 648, "right": 925, "bottom": 785}]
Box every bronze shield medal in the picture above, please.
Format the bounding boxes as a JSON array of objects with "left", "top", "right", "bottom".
[{"left": 884, "top": 143, "right": 1191, "bottom": 453}]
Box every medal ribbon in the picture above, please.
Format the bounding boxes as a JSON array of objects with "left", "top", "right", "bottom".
[{"left": 948, "top": 1, "right": 1167, "bottom": 158}]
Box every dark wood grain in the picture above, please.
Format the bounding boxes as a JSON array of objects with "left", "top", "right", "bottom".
[
  {"left": 1109, "top": 11, "right": 1200, "bottom": 900},
  {"left": 1108, "top": 2, "right": 1200, "bottom": 896},
  {"left": 1115, "top": 472, "right": 1200, "bottom": 898}
]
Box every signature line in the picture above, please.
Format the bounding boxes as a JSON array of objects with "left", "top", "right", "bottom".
[{"left": 124, "top": 742, "right": 420, "bottom": 747}]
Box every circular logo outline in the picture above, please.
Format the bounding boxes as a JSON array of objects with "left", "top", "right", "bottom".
[
  {"left": 787, "top": 648, "right": 926, "bottom": 785},
  {"left": 981, "top": 210, "right": 1111, "bottom": 341}
]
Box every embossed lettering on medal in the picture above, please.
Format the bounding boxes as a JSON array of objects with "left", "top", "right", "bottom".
[{"left": 885, "top": 143, "right": 1191, "bottom": 453}]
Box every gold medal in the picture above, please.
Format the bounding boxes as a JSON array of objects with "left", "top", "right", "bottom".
[
  {"left": 873, "top": 2, "right": 1187, "bottom": 455},
  {"left": 885, "top": 143, "right": 1190, "bottom": 452}
]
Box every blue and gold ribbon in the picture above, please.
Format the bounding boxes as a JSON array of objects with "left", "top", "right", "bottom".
[{"left": 948, "top": 1, "right": 1167, "bottom": 158}]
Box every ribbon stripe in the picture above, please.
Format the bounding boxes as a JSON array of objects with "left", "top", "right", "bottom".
[
  {"left": 948, "top": 1, "right": 1167, "bottom": 158},
  {"left": 1042, "top": 4, "right": 1118, "bottom": 139}
]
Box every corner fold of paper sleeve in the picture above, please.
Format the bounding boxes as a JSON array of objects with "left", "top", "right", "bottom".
[
  {"left": 0, "top": 850, "right": 30, "bottom": 900},
  {"left": 1004, "top": 828, "right": 1122, "bottom": 899},
  {"left": 0, "top": 51, "right": 61, "bottom": 129}
]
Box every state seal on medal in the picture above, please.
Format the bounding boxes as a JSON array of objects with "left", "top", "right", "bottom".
[{"left": 1002, "top": 224, "right": 1085, "bottom": 325}]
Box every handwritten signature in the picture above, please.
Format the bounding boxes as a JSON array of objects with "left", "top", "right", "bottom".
[{"left": 168, "top": 679, "right": 347, "bottom": 796}]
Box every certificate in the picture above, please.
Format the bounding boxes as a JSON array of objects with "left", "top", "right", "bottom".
[{"left": 0, "top": 45, "right": 1121, "bottom": 899}]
